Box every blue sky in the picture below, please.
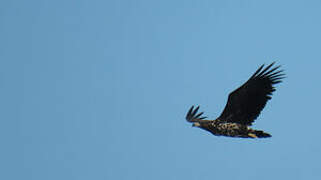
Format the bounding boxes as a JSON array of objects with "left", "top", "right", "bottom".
[{"left": 1, "top": 0, "right": 321, "bottom": 179}]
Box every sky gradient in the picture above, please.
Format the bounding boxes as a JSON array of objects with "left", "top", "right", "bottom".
[{"left": 1, "top": 0, "right": 321, "bottom": 179}]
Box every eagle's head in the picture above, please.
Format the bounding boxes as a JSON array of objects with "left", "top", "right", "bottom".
[{"left": 192, "top": 122, "right": 201, "bottom": 127}]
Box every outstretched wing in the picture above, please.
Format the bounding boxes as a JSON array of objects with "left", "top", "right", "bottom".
[
  {"left": 218, "top": 62, "right": 285, "bottom": 125},
  {"left": 186, "top": 106, "right": 207, "bottom": 122}
]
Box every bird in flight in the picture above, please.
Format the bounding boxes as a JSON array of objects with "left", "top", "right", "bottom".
[{"left": 186, "top": 62, "right": 285, "bottom": 138}]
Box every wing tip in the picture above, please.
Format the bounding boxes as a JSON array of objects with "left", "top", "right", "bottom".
[
  {"left": 252, "top": 62, "right": 285, "bottom": 81},
  {"left": 185, "top": 105, "right": 207, "bottom": 122}
]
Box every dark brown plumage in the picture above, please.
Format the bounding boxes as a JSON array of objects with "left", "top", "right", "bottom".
[{"left": 186, "top": 62, "right": 285, "bottom": 138}]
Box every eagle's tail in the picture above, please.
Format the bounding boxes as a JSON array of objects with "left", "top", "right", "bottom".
[{"left": 248, "top": 129, "right": 271, "bottom": 138}]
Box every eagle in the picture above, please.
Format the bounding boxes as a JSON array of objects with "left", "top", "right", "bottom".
[{"left": 186, "top": 62, "right": 285, "bottom": 138}]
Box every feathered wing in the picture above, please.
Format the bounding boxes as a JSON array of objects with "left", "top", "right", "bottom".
[
  {"left": 218, "top": 62, "right": 285, "bottom": 125},
  {"left": 186, "top": 106, "right": 207, "bottom": 122}
]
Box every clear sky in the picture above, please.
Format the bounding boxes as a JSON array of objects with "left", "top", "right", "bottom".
[{"left": 1, "top": 0, "right": 321, "bottom": 179}]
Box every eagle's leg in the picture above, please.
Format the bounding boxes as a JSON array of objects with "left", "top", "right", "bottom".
[
  {"left": 248, "top": 133, "right": 258, "bottom": 138},
  {"left": 247, "top": 128, "right": 271, "bottom": 138}
]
